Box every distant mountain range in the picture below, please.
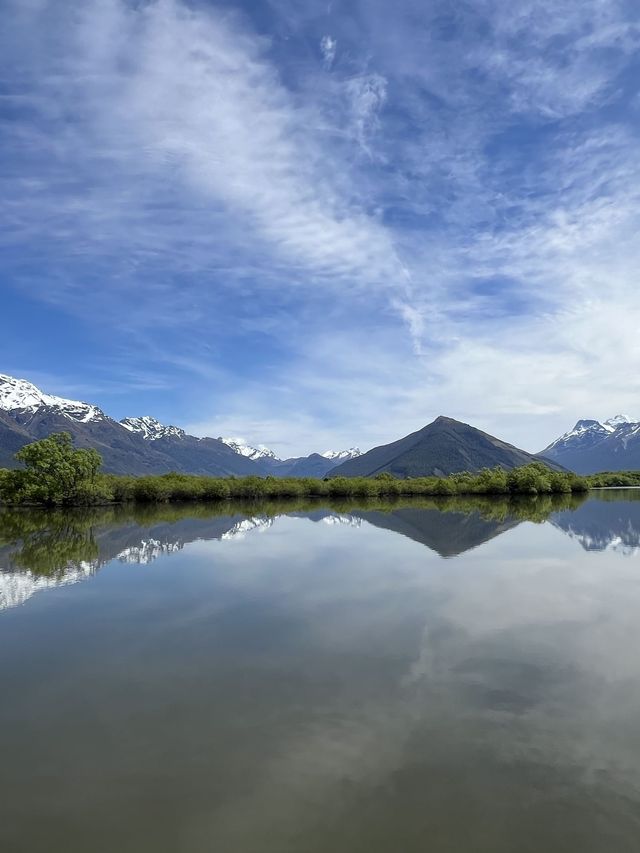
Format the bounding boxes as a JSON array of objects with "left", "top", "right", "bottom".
[
  {"left": 1, "top": 373, "right": 639, "bottom": 476},
  {"left": 0, "top": 374, "right": 359, "bottom": 477},
  {"left": 217, "top": 437, "right": 362, "bottom": 478},
  {"left": 540, "top": 415, "right": 640, "bottom": 473}
]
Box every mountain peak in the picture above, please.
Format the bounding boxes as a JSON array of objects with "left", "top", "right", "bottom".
[
  {"left": 571, "top": 418, "right": 607, "bottom": 431},
  {"left": 543, "top": 414, "right": 640, "bottom": 473},
  {"left": 221, "top": 437, "right": 279, "bottom": 461},
  {"left": 0, "top": 373, "right": 104, "bottom": 423},
  {"left": 428, "top": 416, "right": 471, "bottom": 430},
  {"left": 321, "top": 448, "right": 362, "bottom": 460},
  {"left": 120, "top": 416, "right": 185, "bottom": 441},
  {"left": 330, "top": 416, "right": 556, "bottom": 479},
  {"left": 604, "top": 414, "right": 632, "bottom": 429}
]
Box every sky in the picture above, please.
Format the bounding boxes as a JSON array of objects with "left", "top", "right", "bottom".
[{"left": 1, "top": 0, "right": 640, "bottom": 457}]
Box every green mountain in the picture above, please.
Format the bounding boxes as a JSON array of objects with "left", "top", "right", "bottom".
[{"left": 330, "top": 416, "right": 562, "bottom": 478}]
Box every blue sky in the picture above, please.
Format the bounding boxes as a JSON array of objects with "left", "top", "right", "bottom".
[{"left": 2, "top": 0, "right": 640, "bottom": 456}]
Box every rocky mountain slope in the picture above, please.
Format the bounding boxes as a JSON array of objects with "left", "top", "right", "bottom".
[
  {"left": 0, "top": 374, "right": 361, "bottom": 477},
  {"left": 0, "top": 374, "right": 260, "bottom": 476},
  {"left": 541, "top": 416, "right": 640, "bottom": 473},
  {"left": 11, "top": 373, "right": 632, "bottom": 479}
]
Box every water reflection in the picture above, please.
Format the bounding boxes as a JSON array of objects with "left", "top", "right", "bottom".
[
  {"left": 552, "top": 490, "right": 640, "bottom": 555},
  {"left": 2, "top": 491, "right": 640, "bottom": 851},
  {"left": 1, "top": 491, "right": 638, "bottom": 612}
]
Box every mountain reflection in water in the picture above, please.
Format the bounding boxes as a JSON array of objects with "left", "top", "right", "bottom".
[
  {"left": 0, "top": 490, "right": 638, "bottom": 611},
  {"left": 552, "top": 490, "right": 640, "bottom": 555}
]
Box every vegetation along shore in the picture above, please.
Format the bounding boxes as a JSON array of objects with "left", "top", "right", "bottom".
[{"left": 1, "top": 432, "right": 638, "bottom": 507}]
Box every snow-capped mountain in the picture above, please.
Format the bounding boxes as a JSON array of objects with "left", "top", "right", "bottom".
[
  {"left": 544, "top": 419, "right": 620, "bottom": 454},
  {"left": 0, "top": 373, "right": 262, "bottom": 476},
  {"left": 220, "top": 437, "right": 279, "bottom": 461},
  {"left": 604, "top": 415, "right": 632, "bottom": 429},
  {"left": 0, "top": 373, "right": 104, "bottom": 423},
  {"left": 542, "top": 415, "right": 640, "bottom": 473},
  {"left": 321, "top": 448, "right": 362, "bottom": 461},
  {"left": 120, "top": 416, "right": 185, "bottom": 441},
  {"left": 0, "top": 373, "right": 367, "bottom": 477},
  {"left": 221, "top": 439, "right": 364, "bottom": 477}
]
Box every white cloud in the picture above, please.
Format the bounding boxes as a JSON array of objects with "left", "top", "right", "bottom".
[
  {"left": 320, "top": 34, "right": 337, "bottom": 69},
  {"left": 2, "top": 1, "right": 408, "bottom": 309},
  {"left": 345, "top": 72, "right": 388, "bottom": 155}
]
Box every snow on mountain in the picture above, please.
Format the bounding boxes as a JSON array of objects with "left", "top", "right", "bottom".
[
  {"left": 544, "top": 419, "right": 613, "bottom": 451},
  {"left": 223, "top": 440, "right": 364, "bottom": 466},
  {"left": 542, "top": 415, "right": 640, "bottom": 473},
  {"left": 321, "top": 448, "right": 362, "bottom": 460},
  {"left": 0, "top": 373, "right": 104, "bottom": 423},
  {"left": 0, "top": 374, "right": 365, "bottom": 466},
  {"left": 120, "top": 415, "right": 185, "bottom": 441},
  {"left": 604, "top": 414, "right": 633, "bottom": 429},
  {"left": 220, "top": 437, "right": 279, "bottom": 461},
  {"left": 544, "top": 416, "right": 638, "bottom": 453}
]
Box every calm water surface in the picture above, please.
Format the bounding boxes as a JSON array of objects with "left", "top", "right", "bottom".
[{"left": 1, "top": 491, "right": 640, "bottom": 852}]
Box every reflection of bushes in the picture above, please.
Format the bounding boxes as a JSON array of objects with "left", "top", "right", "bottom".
[
  {"left": 588, "top": 488, "right": 640, "bottom": 503},
  {"left": 0, "top": 508, "right": 106, "bottom": 577},
  {"left": 0, "top": 491, "right": 588, "bottom": 576},
  {"left": 430, "top": 491, "right": 587, "bottom": 523}
]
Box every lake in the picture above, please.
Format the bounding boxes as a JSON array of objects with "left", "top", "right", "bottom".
[{"left": 1, "top": 490, "right": 640, "bottom": 852}]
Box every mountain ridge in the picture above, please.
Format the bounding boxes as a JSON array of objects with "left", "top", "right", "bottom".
[
  {"left": 5, "top": 373, "right": 638, "bottom": 478},
  {"left": 0, "top": 374, "right": 362, "bottom": 478},
  {"left": 330, "top": 415, "right": 564, "bottom": 478},
  {"left": 542, "top": 416, "right": 640, "bottom": 473}
]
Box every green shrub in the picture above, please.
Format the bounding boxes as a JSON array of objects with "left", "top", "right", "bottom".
[
  {"left": 200, "top": 479, "right": 231, "bottom": 500},
  {"left": 0, "top": 433, "right": 102, "bottom": 505},
  {"left": 132, "top": 477, "right": 172, "bottom": 502}
]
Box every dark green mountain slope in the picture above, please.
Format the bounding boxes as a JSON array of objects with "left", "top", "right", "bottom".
[{"left": 330, "top": 416, "right": 562, "bottom": 478}]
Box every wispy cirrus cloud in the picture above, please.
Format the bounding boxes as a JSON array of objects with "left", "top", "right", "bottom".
[{"left": 2, "top": 1, "right": 405, "bottom": 301}]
